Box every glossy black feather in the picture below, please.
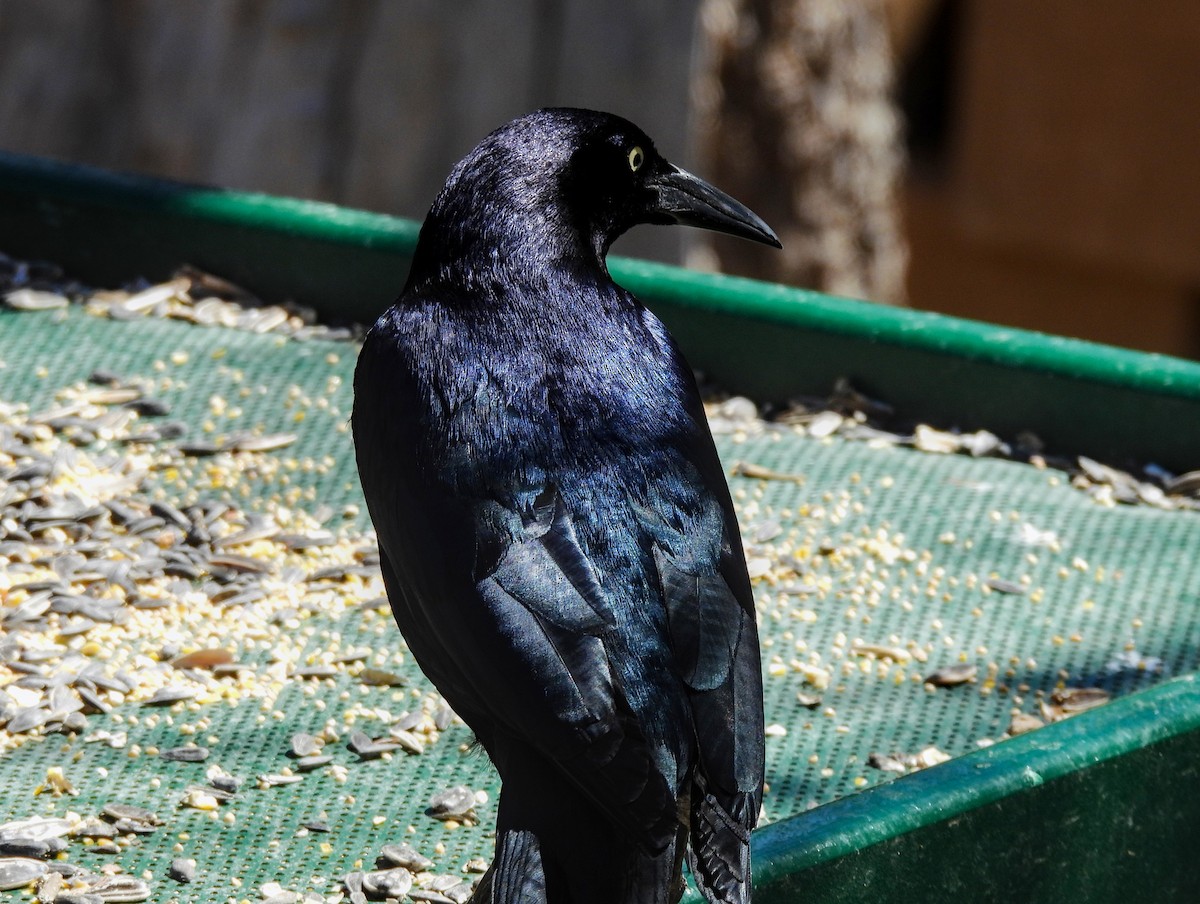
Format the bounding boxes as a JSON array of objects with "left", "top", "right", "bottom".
[{"left": 352, "top": 108, "right": 772, "bottom": 904}]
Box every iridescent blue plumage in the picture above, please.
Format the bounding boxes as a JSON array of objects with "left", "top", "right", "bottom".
[{"left": 353, "top": 109, "right": 777, "bottom": 904}]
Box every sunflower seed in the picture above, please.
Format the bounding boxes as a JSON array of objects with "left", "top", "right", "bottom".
[
  {"left": 6, "top": 706, "right": 50, "bottom": 734},
  {"left": 212, "top": 524, "right": 278, "bottom": 549},
  {"left": 227, "top": 433, "right": 297, "bottom": 453},
  {"left": 388, "top": 728, "right": 425, "bottom": 755},
  {"left": 290, "top": 733, "right": 322, "bottom": 757},
  {"left": 1007, "top": 712, "right": 1044, "bottom": 736},
  {"left": 0, "top": 837, "right": 51, "bottom": 858},
  {"left": 170, "top": 648, "right": 234, "bottom": 670},
  {"left": 82, "top": 387, "right": 141, "bottom": 405},
  {"left": 379, "top": 843, "right": 434, "bottom": 872},
  {"left": 101, "top": 804, "right": 161, "bottom": 825},
  {"left": 36, "top": 870, "right": 64, "bottom": 901},
  {"left": 208, "top": 553, "right": 271, "bottom": 574},
  {"left": 1165, "top": 470, "right": 1200, "bottom": 497},
  {"left": 177, "top": 440, "right": 223, "bottom": 457},
  {"left": 276, "top": 532, "right": 336, "bottom": 550},
  {"left": 293, "top": 755, "right": 333, "bottom": 772},
  {"left": 443, "top": 882, "right": 475, "bottom": 904},
  {"left": 984, "top": 577, "right": 1025, "bottom": 595},
  {"left": 329, "top": 648, "right": 370, "bottom": 665},
  {"left": 143, "top": 686, "right": 195, "bottom": 706},
  {"left": 168, "top": 857, "right": 196, "bottom": 883},
  {"left": 808, "top": 409, "right": 847, "bottom": 438},
  {"left": 258, "top": 774, "right": 303, "bottom": 788},
  {"left": 291, "top": 665, "right": 338, "bottom": 679},
  {"left": 363, "top": 868, "right": 413, "bottom": 899},
  {"left": 159, "top": 745, "right": 209, "bottom": 762},
  {"left": 71, "top": 819, "right": 117, "bottom": 839},
  {"left": 125, "top": 397, "right": 171, "bottom": 417},
  {"left": 343, "top": 871, "right": 365, "bottom": 900},
  {"left": 0, "top": 817, "right": 72, "bottom": 843},
  {"left": 1051, "top": 686, "right": 1111, "bottom": 713},
  {"left": 189, "top": 783, "right": 234, "bottom": 803},
  {"left": 79, "top": 873, "right": 152, "bottom": 901},
  {"left": 112, "top": 818, "right": 159, "bottom": 835},
  {"left": 5, "top": 288, "right": 68, "bottom": 311},
  {"left": 208, "top": 774, "right": 243, "bottom": 794},
  {"left": 0, "top": 857, "right": 48, "bottom": 890},
  {"left": 148, "top": 500, "right": 191, "bottom": 529},
  {"left": 120, "top": 278, "right": 190, "bottom": 313},
  {"left": 924, "top": 663, "right": 978, "bottom": 687},
  {"left": 349, "top": 731, "right": 398, "bottom": 760},
  {"left": 868, "top": 746, "right": 950, "bottom": 773},
  {"left": 359, "top": 667, "right": 406, "bottom": 687},
  {"left": 427, "top": 786, "right": 476, "bottom": 820},
  {"left": 729, "top": 461, "right": 806, "bottom": 484},
  {"left": 407, "top": 891, "right": 455, "bottom": 904}
]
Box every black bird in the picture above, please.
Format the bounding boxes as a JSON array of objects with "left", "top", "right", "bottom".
[{"left": 353, "top": 108, "right": 779, "bottom": 904}]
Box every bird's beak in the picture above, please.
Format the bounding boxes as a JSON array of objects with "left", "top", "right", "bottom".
[{"left": 648, "top": 165, "right": 781, "bottom": 249}]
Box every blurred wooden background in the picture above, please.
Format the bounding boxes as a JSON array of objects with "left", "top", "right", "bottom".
[
  {"left": 0, "top": 0, "right": 700, "bottom": 265},
  {"left": 3, "top": 0, "right": 1200, "bottom": 357}
]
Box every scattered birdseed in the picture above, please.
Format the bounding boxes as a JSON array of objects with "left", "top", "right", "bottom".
[
  {"left": 3, "top": 258, "right": 357, "bottom": 341},
  {"left": 2, "top": 249, "right": 1191, "bottom": 898}
]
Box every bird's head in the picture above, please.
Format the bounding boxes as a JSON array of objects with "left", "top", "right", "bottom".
[{"left": 410, "top": 108, "right": 780, "bottom": 283}]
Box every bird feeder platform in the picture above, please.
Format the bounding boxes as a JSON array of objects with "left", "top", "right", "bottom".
[{"left": 1, "top": 153, "right": 1199, "bottom": 903}]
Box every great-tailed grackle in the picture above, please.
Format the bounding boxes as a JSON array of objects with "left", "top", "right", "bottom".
[{"left": 353, "top": 108, "right": 779, "bottom": 904}]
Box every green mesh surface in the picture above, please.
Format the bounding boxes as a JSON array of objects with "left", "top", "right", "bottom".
[{"left": 2, "top": 305, "right": 1199, "bottom": 902}]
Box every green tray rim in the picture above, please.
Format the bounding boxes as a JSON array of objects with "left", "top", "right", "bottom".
[{"left": 3, "top": 149, "right": 1200, "bottom": 406}]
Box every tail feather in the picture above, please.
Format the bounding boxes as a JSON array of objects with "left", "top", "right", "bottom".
[
  {"left": 486, "top": 741, "right": 688, "bottom": 903},
  {"left": 686, "top": 777, "right": 754, "bottom": 904},
  {"left": 473, "top": 829, "right": 547, "bottom": 904}
]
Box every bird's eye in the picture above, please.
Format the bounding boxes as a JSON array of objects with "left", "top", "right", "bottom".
[{"left": 628, "top": 146, "right": 645, "bottom": 172}]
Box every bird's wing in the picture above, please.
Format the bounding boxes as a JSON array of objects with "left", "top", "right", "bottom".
[
  {"left": 654, "top": 538, "right": 763, "bottom": 903},
  {"left": 364, "top": 470, "right": 685, "bottom": 852},
  {"left": 632, "top": 314, "right": 764, "bottom": 901},
  {"left": 461, "top": 486, "right": 686, "bottom": 850}
]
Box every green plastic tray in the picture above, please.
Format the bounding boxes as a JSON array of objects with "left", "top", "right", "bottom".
[{"left": 2, "top": 153, "right": 1200, "bottom": 903}]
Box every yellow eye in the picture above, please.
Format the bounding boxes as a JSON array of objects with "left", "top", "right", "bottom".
[{"left": 628, "top": 146, "right": 645, "bottom": 172}]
